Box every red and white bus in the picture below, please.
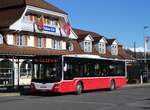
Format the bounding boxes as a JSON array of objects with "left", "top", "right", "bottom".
[{"left": 31, "top": 55, "right": 127, "bottom": 94}]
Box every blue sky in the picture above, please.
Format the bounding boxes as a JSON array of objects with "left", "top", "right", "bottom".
[{"left": 48, "top": 0, "right": 150, "bottom": 48}]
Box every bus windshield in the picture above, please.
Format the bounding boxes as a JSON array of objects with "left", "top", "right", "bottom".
[{"left": 32, "top": 56, "right": 62, "bottom": 83}]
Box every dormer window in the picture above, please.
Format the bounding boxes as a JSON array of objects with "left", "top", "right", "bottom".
[
  {"left": 68, "top": 43, "right": 74, "bottom": 51},
  {"left": 107, "top": 39, "right": 119, "bottom": 56},
  {"left": 96, "top": 37, "right": 107, "bottom": 54},
  {"left": 99, "top": 42, "right": 106, "bottom": 54},
  {"left": 111, "top": 44, "right": 118, "bottom": 55},
  {"left": 79, "top": 34, "right": 93, "bottom": 53},
  {"left": 44, "top": 16, "right": 50, "bottom": 25},
  {"left": 84, "top": 40, "right": 92, "bottom": 52}
]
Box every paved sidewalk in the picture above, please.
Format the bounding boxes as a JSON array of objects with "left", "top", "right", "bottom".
[{"left": 0, "top": 93, "right": 20, "bottom": 97}]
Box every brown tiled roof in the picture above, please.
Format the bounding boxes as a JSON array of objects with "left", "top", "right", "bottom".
[
  {"left": 0, "top": 7, "right": 25, "bottom": 28},
  {"left": 118, "top": 46, "right": 133, "bottom": 60},
  {"left": 72, "top": 28, "right": 129, "bottom": 59},
  {"left": 73, "top": 28, "right": 103, "bottom": 41},
  {"left": 0, "top": 42, "right": 130, "bottom": 60},
  {"left": 68, "top": 39, "right": 102, "bottom": 56},
  {"left": 0, "top": 44, "right": 70, "bottom": 55},
  {"left": 25, "top": 0, "right": 67, "bottom": 14},
  {"left": 0, "top": 0, "right": 67, "bottom": 14},
  {"left": 69, "top": 40, "right": 83, "bottom": 54},
  {"left": 0, "top": 0, "right": 67, "bottom": 28},
  {"left": 107, "top": 38, "right": 116, "bottom": 45},
  {"left": 100, "top": 50, "right": 111, "bottom": 58},
  {"left": 0, "top": 0, "right": 25, "bottom": 9},
  {"left": 68, "top": 39, "right": 123, "bottom": 59}
]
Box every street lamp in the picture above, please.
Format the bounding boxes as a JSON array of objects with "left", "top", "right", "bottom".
[{"left": 144, "top": 26, "right": 149, "bottom": 83}]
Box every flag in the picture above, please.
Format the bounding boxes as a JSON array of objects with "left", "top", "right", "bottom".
[
  {"left": 57, "top": 17, "right": 62, "bottom": 37},
  {"left": 145, "top": 36, "right": 150, "bottom": 43},
  {"left": 33, "top": 21, "right": 36, "bottom": 32},
  {"left": 36, "top": 15, "right": 44, "bottom": 31},
  {"left": 63, "top": 21, "right": 71, "bottom": 37},
  {"left": 144, "top": 26, "right": 149, "bottom": 29},
  {"left": 57, "top": 17, "right": 62, "bottom": 28}
]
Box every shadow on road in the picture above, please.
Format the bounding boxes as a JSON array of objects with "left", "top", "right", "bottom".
[{"left": 20, "top": 88, "right": 113, "bottom": 97}]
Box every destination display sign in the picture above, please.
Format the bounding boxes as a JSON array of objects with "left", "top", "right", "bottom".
[{"left": 33, "top": 58, "right": 58, "bottom": 63}]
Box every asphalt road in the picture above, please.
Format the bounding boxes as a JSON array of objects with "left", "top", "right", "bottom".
[{"left": 0, "top": 87, "right": 150, "bottom": 110}]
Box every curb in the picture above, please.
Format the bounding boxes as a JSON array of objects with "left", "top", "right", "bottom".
[
  {"left": 126, "top": 83, "right": 150, "bottom": 88},
  {"left": 0, "top": 93, "right": 20, "bottom": 97}
]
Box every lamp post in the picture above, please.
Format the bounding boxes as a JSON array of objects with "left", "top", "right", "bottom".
[{"left": 144, "top": 26, "right": 149, "bottom": 83}]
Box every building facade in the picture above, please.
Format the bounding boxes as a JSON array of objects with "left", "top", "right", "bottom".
[{"left": 0, "top": 0, "right": 130, "bottom": 88}]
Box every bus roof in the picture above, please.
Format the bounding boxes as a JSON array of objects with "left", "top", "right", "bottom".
[{"left": 63, "top": 54, "right": 125, "bottom": 62}]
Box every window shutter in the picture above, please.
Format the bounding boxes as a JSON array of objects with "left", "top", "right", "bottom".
[
  {"left": 25, "top": 35, "right": 28, "bottom": 46},
  {"left": 34, "top": 36, "right": 38, "bottom": 47},
  {"left": 43, "top": 37, "right": 46, "bottom": 48},
  {"left": 13, "top": 34, "right": 16, "bottom": 46}
]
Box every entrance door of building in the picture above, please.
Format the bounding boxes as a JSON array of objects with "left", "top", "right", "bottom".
[
  {"left": 0, "top": 59, "right": 14, "bottom": 87},
  {"left": 19, "top": 60, "right": 32, "bottom": 86}
]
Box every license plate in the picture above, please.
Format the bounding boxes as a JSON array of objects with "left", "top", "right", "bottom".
[{"left": 40, "top": 86, "right": 47, "bottom": 88}]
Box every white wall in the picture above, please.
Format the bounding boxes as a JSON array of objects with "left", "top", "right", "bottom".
[
  {"left": 99, "top": 38, "right": 105, "bottom": 43},
  {"left": 62, "top": 41, "right": 66, "bottom": 50},
  {"left": 27, "top": 36, "right": 34, "bottom": 47},
  {"left": 46, "top": 38, "right": 52, "bottom": 48},
  {"left": 6, "top": 34, "right": 14, "bottom": 45},
  {"left": 85, "top": 35, "right": 93, "bottom": 41}
]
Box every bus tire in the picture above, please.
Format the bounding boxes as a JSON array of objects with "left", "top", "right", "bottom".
[
  {"left": 76, "top": 82, "right": 83, "bottom": 95},
  {"left": 110, "top": 80, "right": 115, "bottom": 91}
]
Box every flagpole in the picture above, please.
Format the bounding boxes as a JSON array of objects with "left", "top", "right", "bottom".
[{"left": 144, "top": 26, "right": 149, "bottom": 83}]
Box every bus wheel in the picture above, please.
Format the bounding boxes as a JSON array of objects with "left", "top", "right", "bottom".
[
  {"left": 76, "top": 82, "right": 83, "bottom": 95},
  {"left": 110, "top": 80, "right": 115, "bottom": 91}
]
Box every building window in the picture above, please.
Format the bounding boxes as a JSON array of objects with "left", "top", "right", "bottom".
[
  {"left": 0, "top": 59, "right": 13, "bottom": 86},
  {"left": 50, "top": 18, "right": 55, "bottom": 26},
  {"left": 84, "top": 41, "right": 92, "bottom": 52},
  {"left": 68, "top": 43, "right": 74, "bottom": 51},
  {"left": 23, "top": 14, "right": 37, "bottom": 23},
  {"left": 99, "top": 42, "right": 106, "bottom": 54},
  {"left": 52, "top": 39, "right": 62, "bottom": 50},
  {"left": 20, "top": 60, "right": 32, "bottom": 78},
  {"left": 44, "top": 16, "right": 50, "bottom": 25},
  {"left": 16, "top": 35, "right": 26, "bottom": 46},
  {"left": 111, "top": 45, "right": 118, "bottom": 55},
  {"left": 0, "top": 34, "right": 3, "bottom": 44},
  {"left": 37, "top": 37, "right": 43, "bottom": 48}
]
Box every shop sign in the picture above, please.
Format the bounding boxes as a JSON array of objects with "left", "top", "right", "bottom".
[{"left": 44, "top": 26, "right": 56, "bottom": 32}]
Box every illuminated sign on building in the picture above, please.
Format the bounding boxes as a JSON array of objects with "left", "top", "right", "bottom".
[
  {"left": 33, "top": 58, "right": 58, "bottom": 63},
  {"left": 44, "top": 26, "right": 56, "bottom": 32}
]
